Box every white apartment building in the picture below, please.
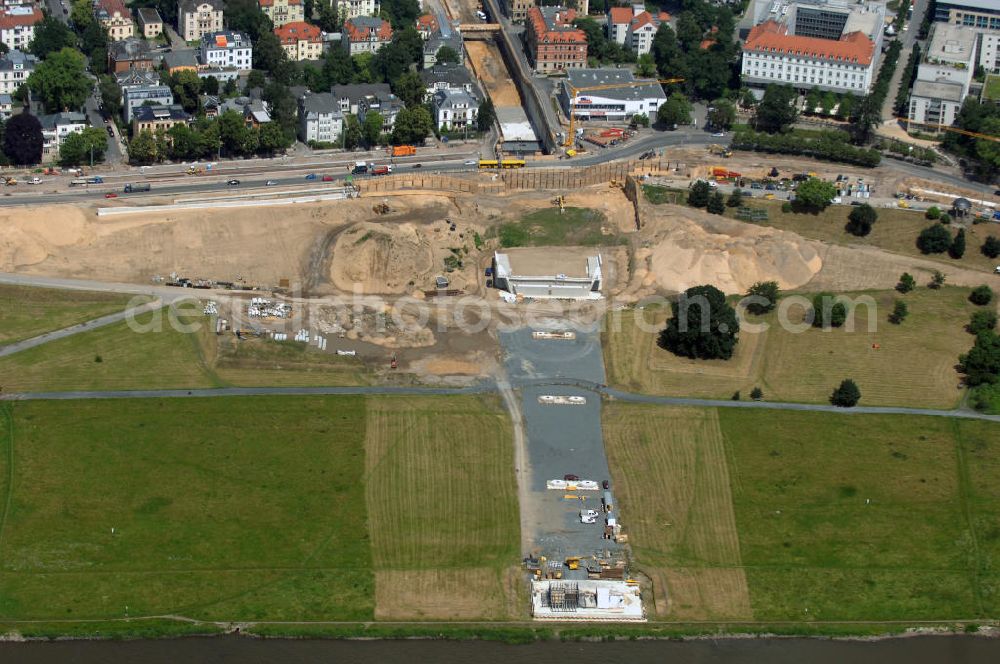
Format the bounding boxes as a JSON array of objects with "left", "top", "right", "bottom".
[
  {"left": 199, "top": 31, "right": 253, "bottom": 70},
  {"left": 908, "top": 23, "right": 977, "bottom": 129},
  {"left": 178, "top": 0, "right": 223, "bottom": 43},
  {"left": 977, "top": 29, "right": 1000, "bottom": 73},
  {"left": 607, "top": 5, "right": 670, "bottom": 56},
  {"left": 298, "top": 92, "right": 344, "bottom": 144},
  {"left": 0, "top": 49, "right": 34, "bottom": 95},
  {"left": 0, "top": 6, "right": 41, "bottom": 52},
  {"left": 336, "top": 0, "right": 380, "bottom": 20}
]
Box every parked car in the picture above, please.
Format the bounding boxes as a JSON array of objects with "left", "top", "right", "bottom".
[
  {"left": 305, "top": 173, "right": 317, "bottom": 180},
  {"left": 580, "top": 509, "right": 599, "bottom": 524},
  {"left": 750, "top": 182, "right": 763, "bottom": 190},
  {"left": 711, "top": 131, "right": 725, "bottom": 137},
  {"left": 322, "top": 174, "right": 334, "bottom": 181},
  {"left": 602, "top": 480, "right": 610, "bottom": 490},
  {"left": 227, "top": 179, "right": 240, "bottom": 186},
  {"left": 106, "top": 126, "right": 114, "bottom": 136},
  {"left": 104, "top": 192, "right": 117, "bottom": 198}
]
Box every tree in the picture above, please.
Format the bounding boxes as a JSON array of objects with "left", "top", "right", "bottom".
[
  {"left": 708, "top": 99, "right": 736, "bottom": 130},
  {"left": 959, "top": 330, "right": 1000, "bottom": 386},
  {"left": 342, "top": 114, "right": 362, "bottom": 149},
  {"left": 926, "top": 206, "right": 941, "bottom": 220},
  {"left": 688, "top": 180, "right": 710, "bottom": 208},
  {"left": 391, "top": 105, "right": 432, "bottom": 145},
  {"left": 435, "top": 45, "right": 459, "bottom": 65},
  {"left": 658, "top": 285, "right": 740, "bottom": 360},
  {"left": 31, "top": 17, "right": 77, "bottom": 58},
  {"left": 750, "top": 386, "right": 763, "bottom": 400},
  {"left": 950, "top": 228, "right": 966, "bottom": 259},
  {"left": 201, "top": 76, "right": 219, "bottom": 96},
  {"left": 830, "top": 379, "right": 861, "bottom": 407},
  {"left": 392, "top": 70, "right": 425, "bottom": 108},
  {"left": 70, "top": 0, "right": 95, "bottom": 31},
  {"left": 969, "top": 310, "right": 998, "bottom": 335},
  {"left": 846, "top": 203, "right": 877, "bottom": 236},
  {"left": 812, "top": 293, "right": 847, "bottom": 328},
  {"left": 316, "top": 0, "right": 341, "bottom": 31},
  {"left": 754, "top": 84, "right": 798, "bottom": 133},
  {"left": 849, "top": 94, "right": 880, "bottom": 145},
  {"left": 99, "top": 75, "right": 122, "bottom": 119},
  {"left": 218, "top": 109, "right": 257, "bottom": 156},
  {"left": 970, "top": 285, "right": 994, "bottom": 306},
  {"left": 2, "top": 112, "right": 42, "bottom": 165},
  {"left": 322, "top": 47, "right": 355, "bottom": 86},
  {"left": 226, "top": 0, "right": 273, "bottom": 42},
  {"left": 128, "top": 129, "right": 160, "bottom": 164},
  {"left": 477, "top": 97, "right": 496, "bottom": 132},
  {"left": 363, "top": 111, "right": 384, "bottom": 146},
  {"left": 253, "top": 32, "right": 287, "bottom": 75},
  {"left": 727, "top": 188, "right": 743, "bottom": 208},
  {"left": 896, "top": 272, "right": 916, "bottom": 293},
  {"left": 744, "top": 281, "right": 779, "bottom": 315},
  {"left": 794, "top": 178, "right": 837, "bottom": 212},
  {"left": 381, "top": 0, "right": 421, "bottom": 29},
  {"left": 635, "top": 53, "right": 656, "bottom": 77},
  {"left": 940, "top": 212, "right": 952, "bottom": 224},
  {"left": 975, "top": 117, "right": 1000, "bottom": 170},
  {"left": 169, "top": 70, "right": 203, "bottom": 113},
  {"left": 657, "top": 92, "right": 692, "bottom": 128},
  {"left": 706, "top": 190, "right": 725, "bottom": 215},
  {"left": 257, "top": 121, "right": 290, "bottom": 155},
  {"left": 929, "top": 270, "right": 946, "bottom": 289},
  {"left": 982, "top": 236, "right": 1000, "bottom": 259},
  {"left": 888, "top": 299, "right": 908, "bottom": 325},
  {"left": 917, "top": 224, "right": 952, "bottom": 254},
  {"left": 27, "top": 48, "right": 90, "bottom": 113},
  {"left": 58, "top": 127, "right": 108, "bottom": 166}
]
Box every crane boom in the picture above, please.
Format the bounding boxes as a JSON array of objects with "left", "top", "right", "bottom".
[{"left": 897, "top": 118, "right": 1000, "bottom": 143}]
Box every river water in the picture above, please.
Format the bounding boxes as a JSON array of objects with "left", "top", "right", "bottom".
[{"left": 2, "top": 635, "right": 999, "bottom": 663}]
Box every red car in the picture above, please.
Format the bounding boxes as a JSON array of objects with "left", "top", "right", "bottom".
[
  {"left": 104, "top": 192, "right": 118, "bottom": 198},
  {"left": 322, "top": 175, "right": 334, "bottom": 182}
]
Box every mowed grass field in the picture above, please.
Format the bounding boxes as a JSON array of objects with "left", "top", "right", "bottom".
[
  {"left": 741, "top": 201, "right": 1000, "bottom": 274},
  {"left": 495, "top": 207, "right": 623, "bottom": 247},
  {"left": 0, "top": 394, "right": 519, "bottom": 624},
  {"left": 365, "top": 396, "right": 522, "bottom": 620},
  {"left": 0, "top": 304, "right": 368, "bottom": 392},
  {"left": 603, "top": 404, "right": 1000, "bottom": 621},
  {"left": 0, "top": 284, "right": 138, "bottom": 345},
  {"left": 604, "top": 287, "right": 981, "bottom": 408}
]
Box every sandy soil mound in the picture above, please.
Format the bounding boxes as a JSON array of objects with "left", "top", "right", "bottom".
[
  {"left": 0, "top": 205, "right": 91, "bottom": 269},
  {"left": 634, "top": 210, "right": 823, "bottom": 295},
  {"left": 331, "top": 222, "right": 436, "bottom": 294}
]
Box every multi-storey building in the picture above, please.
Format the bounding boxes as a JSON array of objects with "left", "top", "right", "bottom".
[
  {"left": 504, "top": 0, "right": 535, "bottom": 24},
  {"left": 935, "top": 0, "right": 1000, "bottom": 31},
  {"left": 336, "top": 0, "right": 380, "bottom": 21},
  {"left": 608, "top": 5, "right": 671, "bottom": 56},
  {"left": 137, "top": 7, "right": 163, "bottom": 38},
  {"left": 95, "top": 0, "right": 134, "bottom": 41},
  {"left": 178, "top": 0, "right": 223, "bottom": 43},
  {"left": 274, "top": 21, "right": 323, "bottom": 61},
  {"left": 908, "top": 23, "right": 977, "bottom": 128},
  {"left": 199, "top": 31, "right": 253, "bottom": 70},
  {"left": 524, "top": 6, "right": 587, "bottom": 73},
  {"left": 342, "top": 16, "right": 392, "bottom": 55},
  {"left": 0, "top": 6, "right": 41, "bottom": 52},
  {"left": 259, "top": 0, "right": 304, "bottom": 28},
  {"left": 0, "top": 49, "right": 34, "bottom": 96},
  {"left": 298, "top": 92, "right": 344, "bottom": 144}
]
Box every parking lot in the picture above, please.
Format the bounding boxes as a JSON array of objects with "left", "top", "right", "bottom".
[{"left": 500, "top": 326, "right": 624, "bottom": 578}]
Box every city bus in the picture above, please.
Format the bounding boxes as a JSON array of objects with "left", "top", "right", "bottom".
[{"left": 478, "top": 159, "right": 526, "bottom": 169}]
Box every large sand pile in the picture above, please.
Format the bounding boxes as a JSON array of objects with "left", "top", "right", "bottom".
[
  {"left": 0, "top": 205, "right": 91, "bottom": 270},
  {"left": 633, "top": 211, "right": 823, "bottom": 296},
  {"left": 330, "top": 222, "right": 437, "bottom": 294}
]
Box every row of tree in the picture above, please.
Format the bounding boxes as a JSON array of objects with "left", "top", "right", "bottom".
[
  {"left": 128, "top": 110, "right": 290, "bottom": 164},
  {"left": 731, "top": 127, "right": 882, "bottom": 167}
]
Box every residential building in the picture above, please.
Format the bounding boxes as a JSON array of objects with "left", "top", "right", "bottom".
[
  {"left": 0, "top": 49, "right": 35, "bottom": 96},
  {"left": 138, "top": 7, "right": 163, "bottom": 38},
  {"left": 416, "top": 12, "right": 439, "bottom": 39},
  {"left": 131, "top": 104, "right": 191, "bottom": 135},
  {"left": 504, "top": 0, "right": 535, "bottom": 24},
  {"left": 330, "top": 83, "right": 403, "bottom": 129},
  {"left": 95, "top": 0, "right": 134, "bottom": 41},
  {"left": 115, "top": 68, "right": 160, "bottom": 91},
  {"left": 123, "top": 85, "right": 175, "bottom": 122},
  {"left": 432, "top": 88, "right": 479, "bottom": 130},
  {"left": 298, "top": 91, "right": 344, "bottom": 144},
  {"left": 342, "top": 16, "right": 392, "bottom": 55},
  {"left": 936, "top": 0, "right": 1000, "bottom": 31},
  {"left": 560, "top": 68, "right": 666, "bottom": 121},
  {"left": 0, "top": 6, "right": 42, "bottom": 52},
  {"left": 420, "top": 62, "right": 476, "bottom": 101},
  {"left": 336, "top": 0, "right": 380, "bottom": 21},
  {"left": 275, "top": 21, "right": 323, "bottom": 61},
  {"left": 524, "top": 6, "right": 587, "bottom": 73},
  {"left": 108, "top": 37, "right": 154, "bottom": 72},
  {"left": 39, "top": 111, "right": 87, "bottom": 160},
  {"left": 200, "top": 30, "right": 253, "bottom": 70},
  {"left": 423, "top": 28, "right": 463, "bottom": 68},
  {"left": 608, "top": 5, "right": 671, "bottom": 55},
  {"left": 163, "top": 48, "right": 198, "bottom": 73},
  {"left": 205, "top": 95, "right": 272, "bottom": 126},
  {"left": 259, "top": 0, "right": 304, "bottom": 28},
  {"left": 908, "top": 24, "right": 977, "bottom": 129},
  {"left": 979, "top": 29, "right": 1000, "bottom": 74},
  {"left": 178, "top": 0, "right": 224, "bottom": 42},
  {"left": 0, "top": 93, "right": 11, "bottom": 119}
]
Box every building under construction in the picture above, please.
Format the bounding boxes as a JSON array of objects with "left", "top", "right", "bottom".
[{"left": 531, "top": 579, "right": 645, "bottom": 621}]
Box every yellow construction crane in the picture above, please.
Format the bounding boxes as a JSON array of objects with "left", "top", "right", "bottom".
[
  {"left": 563, "top": 78, "right": 685, "bottom": 147},
  {"left": 898, "top": 118, "right": 1000, "bottom": 143}
]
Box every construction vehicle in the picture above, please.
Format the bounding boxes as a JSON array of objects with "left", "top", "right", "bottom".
[
  {"left": 3, "top": 177, "right": 15, "bottom": 186},
  {"left": 186, "top": 166, "right": 205, "bottom": 175},
  {"left": 43, "top": 167, "right": 59, "bottom": 176},
  {"left": 553, "top": 195, "right": 565, "bottom": 213},
  {"left": 565, "top": 556, "right": 581, "bottom": 570},
  {"left": 391, "top": 145, "right": 416, "bottom": 157},
  {"left": 708, "top": 143, "right": 733, "bottom": 158},
  {"left": 563, "top": 78, "right": 684, "bottom": 147},
  {"left": 372, "top": 202, "right": 391, "bottom": 214}
]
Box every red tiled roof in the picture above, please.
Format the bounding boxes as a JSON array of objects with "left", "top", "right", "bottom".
[
  {"left": 344, "top": 17, "right": 393, "bottom": 42},
  {"left": 96, "top": 0, "right": 129, "bottom": 16},
  {"left": 416, "top": 13, "right": 438, "bottom": 30},
  {"left": 744, "top": 20, "right": 874, "bottom": 65},
  {"left": 527, "top": 7, "right": 585, "bottom": 44},
  {"left": 0, "top": 7, "right": 42, "bottom": 30},
  {"left": 274, "top": 20, "right": 321, "bottom": 44},
  {"left": 609, "top": 6, "right": 632, "bottom": 25}
]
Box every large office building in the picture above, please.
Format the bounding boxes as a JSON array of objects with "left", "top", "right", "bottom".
[
  {"left": 935, "top": 0, "right": 1000, "bottom": 31},
  {"left": 740, "top": 0, "right": 885, "bottom": 94},
  {"left": 524, "top": 6, "right": 587, "bottom": 73},
  {"left": 561, "top": 69, "right": 666, "bottom": 122},
  {"left": 908, "top": 23, "right": 977, "bottom": 129}
]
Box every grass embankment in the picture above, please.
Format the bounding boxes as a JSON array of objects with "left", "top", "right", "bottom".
[
  {"left": 603, "top": 403, "right": 1000, "bottom": 622},
  {"left": 643, "top": 185, "right": 687, "bottom": 205},
  {"left": 0, "top": 394, "right": 519, "bottom": 630},
  {"left": 0, "top": 303, "right": 368, "bottom": 392},
  {"left": 604, "top": 287, "right": 980, "bottom": 408},
  {"left": 0, "top": 284, "right": 138, "bottom": 346},
  {"left": 495, "top": 207, "right": 622, "bottom": 247},
  {"left": 735, "top": 200, "right": 1000, "bottom": 274}
]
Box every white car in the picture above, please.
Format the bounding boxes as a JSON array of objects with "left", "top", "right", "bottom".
[
  {"left": 27, "top": 177, "right": 42, "bottom": 185},
  {"left": 711, "top": 131, "right": 726, "bottom": 137},
  {"left": 707, "top": 181, "right": 718, "bottom": 188},
  {"left": 580, "top": 509, "right": 599, "bottom": 524},
  {"left": 265, "top": 180, "right": 278, "bottom": 186},
  {"left": 464, "top": 159, "right": 477, "bottom": 166},
  {"left": 995, "top": 265, "right": 1000, "bottom": 274}
]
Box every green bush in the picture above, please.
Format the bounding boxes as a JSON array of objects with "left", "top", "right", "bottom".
[
  {"left": 970, "top": 285, "right": 994, "bottom": 306},
  {"left": 830, "top": 378, "right": 861, "bottom": 407},
  {"left": 916, "top": 224, "right": 952, "bottom": 254}
]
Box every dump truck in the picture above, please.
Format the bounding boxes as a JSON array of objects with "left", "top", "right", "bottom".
[
  {"left": 708, "top": 144, "right": 732, "bottom": 158},
  {"left": 371, "top": 165, "right": 392, "bottom": 176},
  {"left": 124, "top": 183, "right": 150, "bottom": 193},
  {"left": 391, "top": 145, "right": 416, "bottom": 157}
]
